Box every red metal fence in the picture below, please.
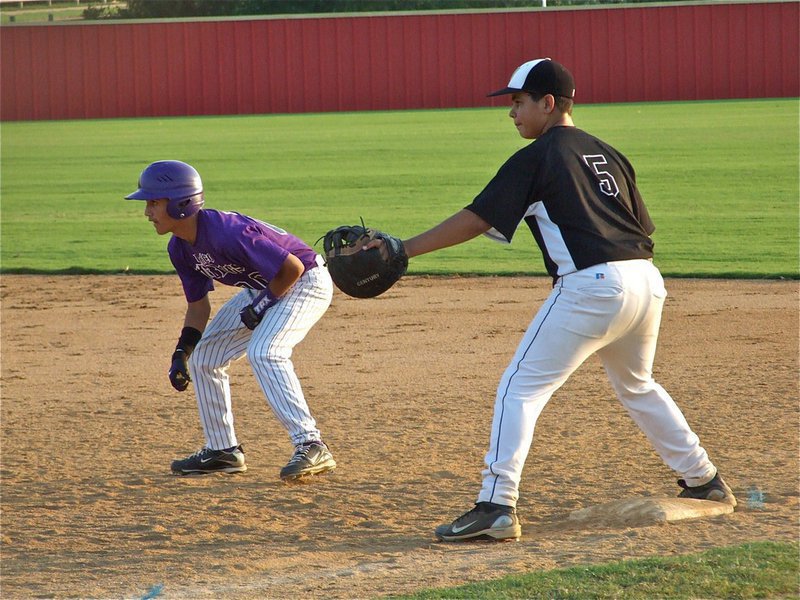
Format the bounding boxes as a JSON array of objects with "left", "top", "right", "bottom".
[{"left": 2, "top": 2, "right": 798, "bottom": 121}]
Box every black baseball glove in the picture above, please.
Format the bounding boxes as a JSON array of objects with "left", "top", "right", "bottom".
[{"left": 322, "top": 222, "right": 408, "bottom": 298}]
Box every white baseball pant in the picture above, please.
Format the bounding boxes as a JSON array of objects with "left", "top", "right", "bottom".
[{"left": 478, "top": 259, "right": 717, "bottom": 508}]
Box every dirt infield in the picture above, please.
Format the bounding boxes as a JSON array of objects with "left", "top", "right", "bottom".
[{"left": 1, "top": 275, "right": 797, "bottom": 599}]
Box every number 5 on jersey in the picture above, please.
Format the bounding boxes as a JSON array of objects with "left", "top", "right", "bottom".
[{"left": 583, "top": 154, "right": 620, "bottom": 197}]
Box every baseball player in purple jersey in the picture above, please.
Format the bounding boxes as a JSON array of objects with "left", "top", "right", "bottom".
[
  {"left": 125, "top": 160, "right": 336, "bottom": 481},
  {"left": 370, "top": 59, "right": 735, "bottom": 541}
]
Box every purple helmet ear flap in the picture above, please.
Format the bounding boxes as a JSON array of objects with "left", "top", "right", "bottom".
[
  {"left": 125, "top": 160, "right": 205, "bottom": 219},
  {"left": 167, "top": 193, "right": 204, "bottom": 219}
]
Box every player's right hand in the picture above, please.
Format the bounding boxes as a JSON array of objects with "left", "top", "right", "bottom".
[{"left": 169, "top": 350, "right": 191, "bottom": 391}]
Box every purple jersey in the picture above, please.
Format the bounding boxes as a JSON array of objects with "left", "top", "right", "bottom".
[{"left": 168, "top": 209, "right": 318, "bottom": 302}]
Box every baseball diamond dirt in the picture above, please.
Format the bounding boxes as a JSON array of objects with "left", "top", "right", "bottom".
[{"left": 1, "top": 275, "right": 797, "bottom": 599}]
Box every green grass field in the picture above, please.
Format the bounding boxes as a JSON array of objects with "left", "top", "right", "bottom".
[
  {"left": 1, "top": 99, "right": 797, "bottom": 277},
  {"left": 391, "top": 541, "right": 799, "bottom": 599},
  {"left": 1, "top": 101, "right": 798, "bottom": 596}
]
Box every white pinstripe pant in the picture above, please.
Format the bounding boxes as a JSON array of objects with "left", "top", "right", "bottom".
[{"left": 188, "top": 263, "right": 333, "bottom": 450}]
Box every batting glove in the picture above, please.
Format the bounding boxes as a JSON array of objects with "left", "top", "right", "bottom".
[
  {"left": 240, "top": 288, "right": 278, "bottom": 330},
  {"left": 168, "top": 326, "right": 202, "bottom": 392},
  {"left": 169, "top": 350, "right": 191, "bottom": 391}
]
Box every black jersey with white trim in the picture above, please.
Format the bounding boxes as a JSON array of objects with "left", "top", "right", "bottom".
[{"left": 466, "top": 126, "right": 655, "bottom": 279}]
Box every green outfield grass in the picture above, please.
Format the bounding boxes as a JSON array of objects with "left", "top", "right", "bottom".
[
  {"left": 390, "top": 541, "right": 799, "bottom": 600},
  {"left": 0, "top": 2, "right": 93, "bottom": 24},
  {"left": 1, "top": 98, "right": 798, "bottom": 277}
]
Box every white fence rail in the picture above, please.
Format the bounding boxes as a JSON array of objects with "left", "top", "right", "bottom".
[{"left": 0, "top": 1, "right": 97, "bottom": 5}]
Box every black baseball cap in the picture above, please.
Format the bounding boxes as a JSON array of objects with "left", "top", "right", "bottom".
[{"left": 488, "top": 58, "right": 576, "bottom": 99}]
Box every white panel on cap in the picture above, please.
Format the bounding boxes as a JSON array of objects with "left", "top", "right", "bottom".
[{"left": 506, "top": 58, "right": 549, "bottom": 88}]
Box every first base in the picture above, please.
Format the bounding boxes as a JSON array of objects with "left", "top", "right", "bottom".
[{"left": 568, "top": 497, "right": 734, "bottom": 528}]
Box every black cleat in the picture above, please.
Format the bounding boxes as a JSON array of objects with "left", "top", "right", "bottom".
[
  {"left": 171, "top": 445, "right": 247, "bottom": 475},
  {"left": 280, "top": 441, "right": 336, "bottom": 481},
  {"left": 678, "top": 472, "right": 736, "bottom": 507},
  {"left": 435, "top": 502, "right": 521, "bottom": 542}
]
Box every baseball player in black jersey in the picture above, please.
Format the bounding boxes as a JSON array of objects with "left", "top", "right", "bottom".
[{"left": 369, "top": 58, "right": 735, "bottom": 542}]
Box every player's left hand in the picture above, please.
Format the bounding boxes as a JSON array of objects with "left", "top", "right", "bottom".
[
  {"left": 169, "top": 350, "right": 191, "bottom": 391},
  {"left": 239, "top": 288, "right": 278, "bottom": 330}
]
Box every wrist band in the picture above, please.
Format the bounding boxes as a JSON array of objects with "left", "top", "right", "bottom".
[{"left": 175, "top": 326, "right": 202, "bottom": 354}]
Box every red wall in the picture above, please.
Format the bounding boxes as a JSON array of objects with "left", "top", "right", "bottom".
[{"left": 2, "top": 2, "right": 798, "bottom": 121}]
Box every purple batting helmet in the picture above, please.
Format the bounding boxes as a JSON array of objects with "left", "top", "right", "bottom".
[{"left": 125, "top": 160, "right": 204, "bottom": 219}]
